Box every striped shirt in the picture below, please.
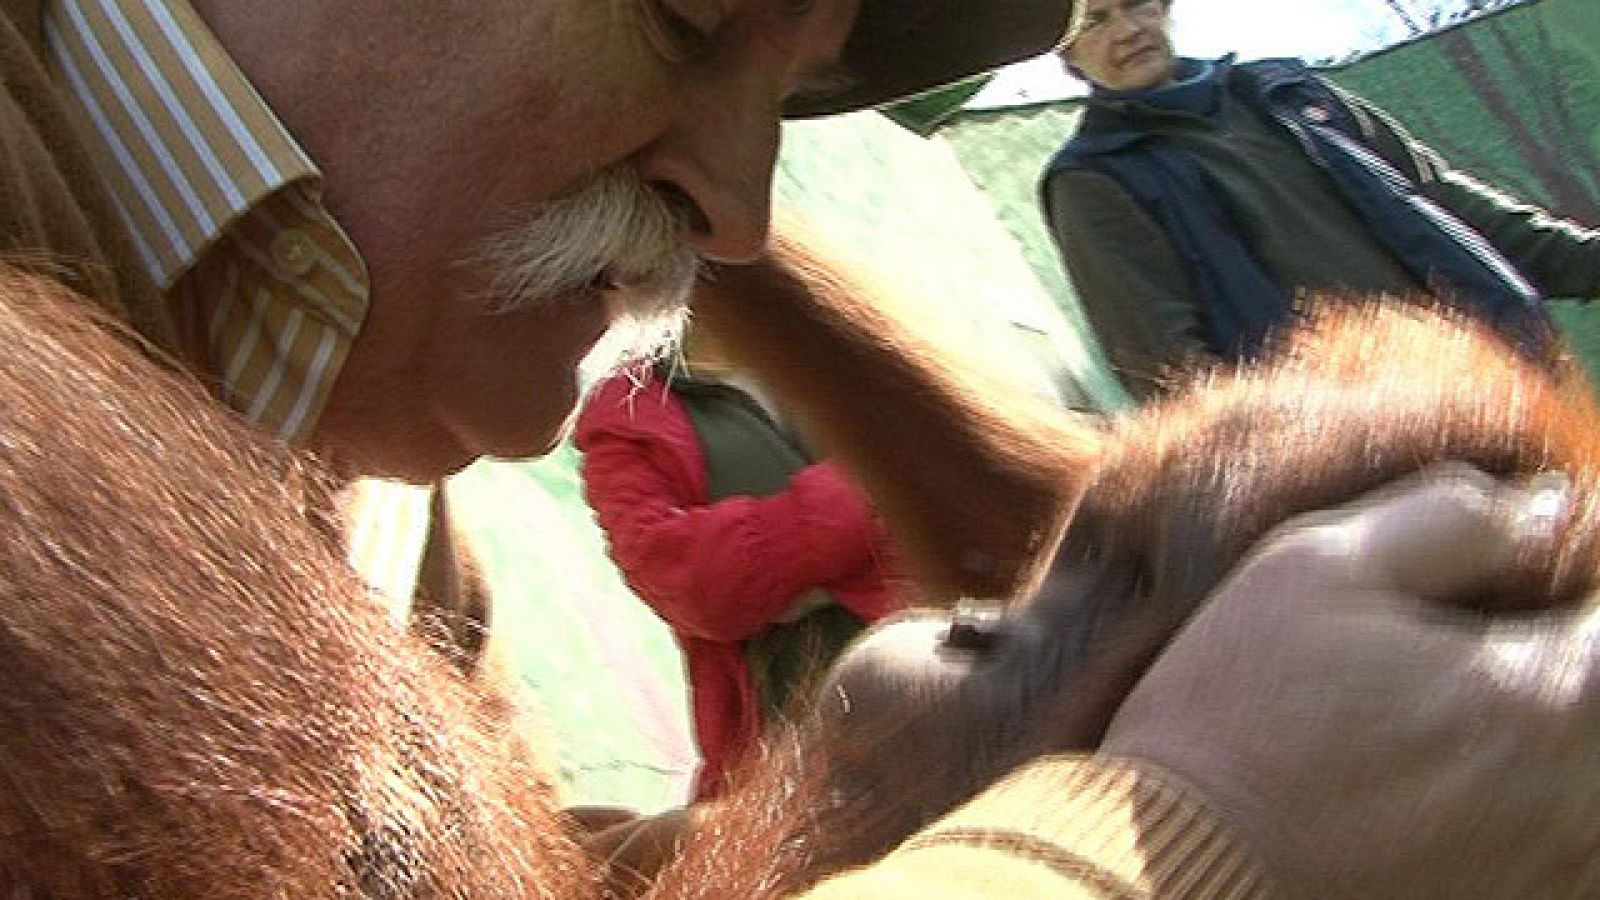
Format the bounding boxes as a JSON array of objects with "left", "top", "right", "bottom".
[
  {"left": 803, "top": 756, "right": 1275, "bottom": 898},
  {"left": 42, "top": 0, "right": 431, "bottom": 609},
  {"left": 42, "top": 0, "right": 366, "bottom": 445}
]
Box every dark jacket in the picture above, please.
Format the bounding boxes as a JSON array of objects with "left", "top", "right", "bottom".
[{"left": 1044, "top": 58, "right": 1599, "bottom": 399}]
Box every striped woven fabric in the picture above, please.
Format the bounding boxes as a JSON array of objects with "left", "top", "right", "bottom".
[
  {"left": 804, "top": 756, "right": 1274, "bottom": 898},
  {"left": 40, "top": 0, "right": 436, "bottom": 612},
  {"left": 43, "top": 0, "right": 366, "bottom": 443}
]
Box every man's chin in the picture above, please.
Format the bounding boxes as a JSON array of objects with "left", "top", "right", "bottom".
[
  {"left": 323, "top": 420, "right": 567, "bottom": 485},
  {"left": 481, "top": 427, "right": 570, "bottom": 466},
  {"left": 475, "top": 388, "right": 585, "bottom": 466}
]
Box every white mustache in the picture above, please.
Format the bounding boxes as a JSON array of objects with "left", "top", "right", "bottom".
[{"left": 477, "top": 165, "right": 701, "bottom": 326}]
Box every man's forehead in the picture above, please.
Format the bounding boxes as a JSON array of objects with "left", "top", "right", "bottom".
[
  {"left": 792, "top": 61, "right": 860, "bottom": 105},
  {"left": 761, "top": 0, "right": 863, "bottom": 104}
]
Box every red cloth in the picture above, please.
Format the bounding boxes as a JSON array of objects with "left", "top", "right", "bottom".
[{"left": 574, "top": 371, "right": 905, "bottom": 798}]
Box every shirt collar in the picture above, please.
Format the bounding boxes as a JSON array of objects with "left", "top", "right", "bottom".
[{"left": 43, "top": 0, "right": 321, "bottom": 288}]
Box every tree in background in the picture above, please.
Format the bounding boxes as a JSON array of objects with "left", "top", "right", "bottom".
[
  {"left": 1347, "top": 0, "right": 1599, "bottom": 224},
  {"left": 1432, "top": 3, "right": 1600, "bottom": 223},
  {"left": 1378, "top": 0, "right": 1425, "bottom": 34}
]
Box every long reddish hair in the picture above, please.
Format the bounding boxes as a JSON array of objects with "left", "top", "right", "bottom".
[
  {"left": 0, "top": 267, "right": 596, "bottom": 898},
  {"left": 651, "top": 291, "right": 1600, "bottom": 898}
]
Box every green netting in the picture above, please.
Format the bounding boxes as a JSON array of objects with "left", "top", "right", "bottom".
[
  {"left": 1329, "top": 0, "right": 1600, "bottom": 226},
  {"left": 1325, "top": 0, "right": 1600, "bottom": 379},
  {"left": 877, "top": 75, "right": 994, "bottom": 136}
]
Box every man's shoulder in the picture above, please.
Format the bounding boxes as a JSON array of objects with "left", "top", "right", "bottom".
[
  {"left": 1228, "top": 58, "right": 1346, "bottom": 110},
  {"left": 1231, "top": 57, "right": 1315, "bottom": 82},
  {"left": 1224, "top": 58, "right": 1373, "bottom": 140}
]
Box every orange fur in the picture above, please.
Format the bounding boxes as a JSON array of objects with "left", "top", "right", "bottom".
[
  {"left": 0, "top": 266, "right": 595, "bottom": 898},
  {"left": 693, "top": 220, "right": 1103, "bottom": 605},
  {"left": 1, "top": 231, "right": 1595, "bottom": 900},
  {"left": 651, "top": 296, "right": 1600, "bottom": 898}
]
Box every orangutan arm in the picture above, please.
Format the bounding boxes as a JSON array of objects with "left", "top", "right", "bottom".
[{"left": 690, "top": 215, "right": 1103, "bottom": 606}]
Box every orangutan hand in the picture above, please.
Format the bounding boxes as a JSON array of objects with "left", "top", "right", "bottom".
[{"left": 1100, "top": 464, "right": 1600, "bottom": 899}]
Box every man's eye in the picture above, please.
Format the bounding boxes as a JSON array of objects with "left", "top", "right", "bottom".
[{"left": 645, "top": 0, "right": 718, "bottom": 62}]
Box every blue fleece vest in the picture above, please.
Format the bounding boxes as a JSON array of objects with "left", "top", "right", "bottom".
[{"left": 1044, "top": 58, "right": 1553, "bottom": 359}]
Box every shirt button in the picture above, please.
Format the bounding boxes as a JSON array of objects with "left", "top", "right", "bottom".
[{"left": 271, "top": 230, "right": 317, "bottom": 276}]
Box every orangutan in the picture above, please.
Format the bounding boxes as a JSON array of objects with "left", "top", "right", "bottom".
[
  {"left": 0, "top": 266, "right": 594, "bottom": 898},
  {"left": 0, "top": 217, "right": 1595, "bottom": 899},
  {"left": 646, "top": 234, "right": 1600, "bottom": 898}
]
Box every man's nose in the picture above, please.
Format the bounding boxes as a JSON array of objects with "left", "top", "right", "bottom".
[{"left": 635, "top": 124, "right": 778, "bottom": 264}]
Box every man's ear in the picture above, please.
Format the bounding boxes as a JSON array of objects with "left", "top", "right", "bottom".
[{"left": 690, "top": 218, "right": 1103, "bottom": 605}]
